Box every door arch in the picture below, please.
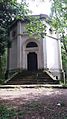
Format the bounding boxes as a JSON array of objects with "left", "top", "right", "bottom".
[{"left": 27, "top": 52, "right": 38, "bottom": 71}]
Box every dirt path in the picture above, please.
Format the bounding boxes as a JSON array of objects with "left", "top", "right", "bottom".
[
  {"left": 0, "top": 88, "right": 65, "bottom": 107},
  {"left": 0, "top": 87, "right": 67, "bottom": 119}
]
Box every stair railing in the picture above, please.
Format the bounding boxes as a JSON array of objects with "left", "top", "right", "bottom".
[{"left": 4, "top": 72, "right": 19, "bottom": 84}]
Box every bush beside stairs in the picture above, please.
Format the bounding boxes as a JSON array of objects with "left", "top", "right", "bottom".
[{"left": 4, "top": 70, "right": 59, "bottom": 85}]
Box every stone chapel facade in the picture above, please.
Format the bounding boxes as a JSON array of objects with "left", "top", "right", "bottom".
[{"left": 8, "top": 14, "right": 62, "bottom": 80}]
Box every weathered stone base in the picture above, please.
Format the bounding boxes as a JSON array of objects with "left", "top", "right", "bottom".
[{"left": 5, "top": 69, "right": 60, "bottom": 85}]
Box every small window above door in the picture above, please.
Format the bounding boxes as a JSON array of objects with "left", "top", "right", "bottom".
[{"left": 26, "top": 42, "right": 38, "bottom": 48}]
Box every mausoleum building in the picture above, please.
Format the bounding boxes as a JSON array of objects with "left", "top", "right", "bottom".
[{"left": 7, "top": 14, "right": 63, "bottom": 83}]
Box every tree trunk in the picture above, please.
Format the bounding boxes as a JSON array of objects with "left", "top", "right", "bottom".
[{"left": 0, "top": 56, "right": 2, "bottom": 77}]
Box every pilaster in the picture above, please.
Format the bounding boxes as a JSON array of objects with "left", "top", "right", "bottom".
[
  {"left": 43, "top": 37, "right": 47, "bottom": 69},
  {"left": 17, "top": 21, "right": 22, "bottom": 69}
]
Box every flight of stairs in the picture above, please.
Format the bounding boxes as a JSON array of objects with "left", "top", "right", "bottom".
[{"left": 5, "top": 70, "right": 59, "bottom": 85}]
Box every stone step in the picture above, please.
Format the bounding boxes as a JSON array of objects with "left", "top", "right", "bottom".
[
  {"left": 5, "top": 71, "right": 59, "bottom": 85},
  {"left": 6, "top": 78, "right": 59, "bottom": 85}
]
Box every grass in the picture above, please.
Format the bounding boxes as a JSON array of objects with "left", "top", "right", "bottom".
[
  {"left": 59, "top": 78, "right": 67, "bottom": 88},
  {"left": 0, "top": 105, "right": 16, "bottom": 119},
  {"left": 0, "top": 102, "right": 67, "bottom": 119},
  {"left": 0, "top": 103, "right": 41, "bottom": 119}
]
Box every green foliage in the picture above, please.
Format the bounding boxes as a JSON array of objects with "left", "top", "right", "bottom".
[
  {"left": 62, "top": 47, "right": 67, "bottom": 70},
  {"left": 0, "top": 50, "right": 7, "bottom": 82},
  {"left": 26, "top": 16, "right": 46, "bottom": 39},
  {"left": 50, "top": 0, "right": 67, "bottom": 53},
  {"left": 0, "top": 105, "right": 16, "bottom": 119},
  {"left": 0, "top": 0, "right": 29, "bottom": 57},
  {"left": 0, "top": 0, "right": 30, "bottom": 78}
]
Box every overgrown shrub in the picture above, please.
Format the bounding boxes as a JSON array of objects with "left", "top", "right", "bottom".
[{"left": 0, "top": 105, "right": 16, "bottom": 119}]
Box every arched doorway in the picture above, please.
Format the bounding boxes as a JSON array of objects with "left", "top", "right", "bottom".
[{"left": 27, "top": 52, "right": 38, "bottom": 71}]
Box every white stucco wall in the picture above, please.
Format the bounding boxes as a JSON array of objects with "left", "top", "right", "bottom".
[
  {"left": 46, "top": 36, "right": 59, "bottom": 69},
  {"left": 16, "top": 21, "right": 44, "bottom": 70}
]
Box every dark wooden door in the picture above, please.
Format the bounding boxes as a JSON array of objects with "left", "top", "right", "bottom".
[{"left": 27, "top": 52, "right": 38, "bottom": 71}]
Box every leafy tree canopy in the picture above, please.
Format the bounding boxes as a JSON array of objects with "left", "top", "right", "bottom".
[
  {"left": 50, "top": 0, "right": 67, "bottom": 53},
  {"left": 26, "top": 15, "right": 46, "bottom": 39},
  {"left": 49, "top": 0, "right": 67, "bottom": 73},
  {"left": 0, "top": 0, "right": 29, "bottom": 56}
]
